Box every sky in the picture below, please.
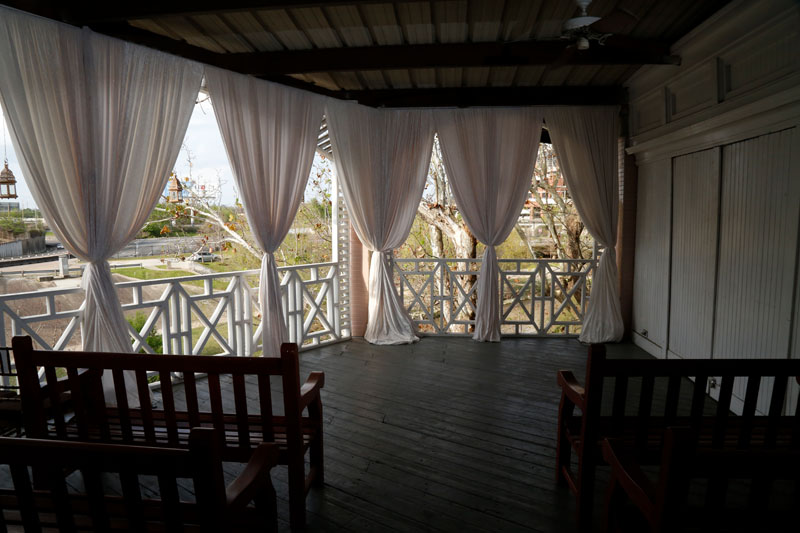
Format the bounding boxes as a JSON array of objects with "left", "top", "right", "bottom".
[{"left": 0, "top": 93, "right": 325, "bottom": 209}]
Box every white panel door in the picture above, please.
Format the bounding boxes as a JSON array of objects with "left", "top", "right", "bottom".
[
  {"left": 668, "top": 148, "right": 720, "bottom": 360},
  {"left": 632, "top": 160, "right": 672, "bottom": 356},
  {"left": 714, "top": 128, "right": 798, "bottom": 414}
]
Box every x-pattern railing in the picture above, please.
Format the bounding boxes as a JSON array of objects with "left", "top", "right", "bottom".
[
  {"left": 394, "top": 257, "right": 596, "bottom": 336},
  {"left": 0, "top": 262, "right": 347, "bottom": 356}
]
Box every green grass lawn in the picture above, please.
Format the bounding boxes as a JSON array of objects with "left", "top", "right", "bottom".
[
  {"left": 113, "top": 265, "right": 230, "bottom": 291},
  {"left": 114, "top": 266, "right": 196, "bottom": 280}
]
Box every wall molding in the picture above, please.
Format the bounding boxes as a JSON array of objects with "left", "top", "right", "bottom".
[{"left": 627, "top": 85, "right": 800, "bottom": 164}]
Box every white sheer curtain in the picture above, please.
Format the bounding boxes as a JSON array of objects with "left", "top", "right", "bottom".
[
  {"left": 326, "top": 100, "right": 433, "bottom": 344},
  {"left": 546, "top": 106, "right": 623, "bottom": 343},
  {"left": 205, "top": 67, "right": 324, "bottom": 357},
  {"left": 0, "top": 8, "right": 203, "bottom": 401},
  {"left": 435, "top": 108, "right": 544, "bottom": 342}
]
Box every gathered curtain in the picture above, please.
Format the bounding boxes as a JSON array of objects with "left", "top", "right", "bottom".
[
  {"left": 546, "top": 106, "right": 623, "bottom": 343},
  {"left": 205, "top": 67, "right": 325, "bottom": 357},
  {"left": 326, "top": 100, "right": 433, "bottom": 344},
  {"left": 435, "top": 108, "right": 544, "bottom": 342},
  {"left": 0, "top": 8, "right": 203, "bottom": 402}
]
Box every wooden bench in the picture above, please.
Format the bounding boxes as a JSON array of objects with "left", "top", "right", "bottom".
[
  {"left": 0, "top": 427, "right": 278, "bottom": 531},
  {"left": 602, "top": 427, "right": 800, "bottom": 532},
  {"left": 12, "top": 335, "right": 325, "bottom": 530},
  {"left": 556, "top": 344, "right": 800, "bottom": 528}
]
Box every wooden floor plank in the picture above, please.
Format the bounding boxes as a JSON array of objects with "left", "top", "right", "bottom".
[{"left": 282, "top": 337, "right": 642, "bottom": 531}]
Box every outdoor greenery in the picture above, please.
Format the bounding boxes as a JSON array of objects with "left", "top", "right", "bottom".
[{"left": 127, "top": 311, "right": 163, "bottom": 354}]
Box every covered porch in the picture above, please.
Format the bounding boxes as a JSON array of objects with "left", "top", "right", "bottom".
[{"left": 0, "top": 0, "right": 798, "bottom": 530}]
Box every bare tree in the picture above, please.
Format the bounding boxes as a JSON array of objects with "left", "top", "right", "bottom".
[
  {"left": 414, "top": 136, "right": 478, "bottom": 326},
  {"left": 528, "top": 143, "right": 590, "bottom": 260}
]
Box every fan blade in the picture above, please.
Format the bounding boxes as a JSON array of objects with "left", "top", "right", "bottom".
[
  {"left": 550, "top": 44, "right": 578, "bottom": 70},
  {"left": 589, "top": 8, "right": 639, "bottom": 34}
]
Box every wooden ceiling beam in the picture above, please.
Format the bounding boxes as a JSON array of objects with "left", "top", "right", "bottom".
[
  {"left": 224, "top": 39, "right": 679, "bottom": 75},
  {"left": 336, "top": 86, "right": 627, "bottom": 107}
]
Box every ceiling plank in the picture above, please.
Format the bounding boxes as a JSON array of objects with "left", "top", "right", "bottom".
[
  {"left": 62, "top": 1, "right": 453, "bottom": 23},
  {"left": 222, "top": 39, "right": 679, "bottom": 75},
  {"left": 336, "top": 86, "right": 626, "bottom": 107},
  {"left": 80, "top": 21, "right": 339, "bottom": 97}
]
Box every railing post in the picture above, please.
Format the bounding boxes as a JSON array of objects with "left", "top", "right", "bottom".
[
  {"left": 227, "top": 277, "right": 238, "bottom": 356},
  {"left": 240, "top": 273, "right": 253, "bottom": 357},
  {"left": 332, "top": 164, "right": 351, "bottom": 339},
  {"left": 181, "top": 288, "right": 191, "bottom": 355},
  {"left": 295, "top": 273, "right": 304, "bottom": 345}
]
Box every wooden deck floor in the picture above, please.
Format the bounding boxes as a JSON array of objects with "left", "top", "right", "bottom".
[
  {"left": 0, "top": 336, "right": 652, "bottom": 531},
  {"left": 248, "top": 336, "right": 651, "bottom": 532}
]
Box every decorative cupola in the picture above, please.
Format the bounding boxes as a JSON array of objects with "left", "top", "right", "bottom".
[
  {"left": 0, "top": 160, "right": 17, "bottom": 199},
  {"left": 167, "top": 174, "right": 183, "bottom": 204}
]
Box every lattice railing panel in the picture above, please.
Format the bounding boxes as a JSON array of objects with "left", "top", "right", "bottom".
[
  {"left": 0, "top": 264, "right": 349, "bottom": 357},
  {"left": 395, "top": 257, "right": 596, "bottom": 337}
]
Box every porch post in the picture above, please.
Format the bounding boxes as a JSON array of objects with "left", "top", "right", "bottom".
[
  {"left": 349, "top": 225, "right": 370, "bottom": 337},
  {"left": 616, "top": 137, "right": 638, "bottom": 339}
]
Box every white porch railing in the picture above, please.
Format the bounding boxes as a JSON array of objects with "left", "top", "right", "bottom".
[
  {"left": 0, "top": 262, "right": 350, "bottom": 356},
  {"left": 394, "top": 257, "right": 596, "bottom": 336}
]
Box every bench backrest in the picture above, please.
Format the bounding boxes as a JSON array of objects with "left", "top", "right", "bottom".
[
  {"left": 0, "top": 427, "right": 227, "bottom": 532},
  {"left": 583, "top": 345, "right": 800, "bottom": 453},
  {"left": 11, "top": 335, "right": 305, "bottom": 456}
]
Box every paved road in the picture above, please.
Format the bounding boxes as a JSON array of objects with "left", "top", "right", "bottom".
[
  {"left": 0, "top": 237, "right": 201, "bottom": 269},
  {"left": 111, "top": 237, "right": 200, "bottom": 259}
]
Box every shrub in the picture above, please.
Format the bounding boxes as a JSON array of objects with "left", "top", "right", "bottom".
[{"left": 127, "top": 312, "right": 163, "bottom": 354}]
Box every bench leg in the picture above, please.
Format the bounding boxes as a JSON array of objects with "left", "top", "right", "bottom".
[
  {"left": 576, "top": 456, "right": 596, "bottom": 530},
  {"left": 288, "top": 455, "right": 306, "bottom": 530},
  {"left": 555, "top": 393, "right": 574, "bottom": 486},
  {"left": 309, "top": 399, "right": 324, "bottom": 487},
  {"left": 603, "top": 477, "right": 624, "bottom": 533},
  {"left": 255, "top": 480, "right": 278, "bottom": 531}
]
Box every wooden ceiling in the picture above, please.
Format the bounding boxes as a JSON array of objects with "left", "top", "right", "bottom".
[{"left": 3, "top": 0, "right": 730, "bottom": 107}]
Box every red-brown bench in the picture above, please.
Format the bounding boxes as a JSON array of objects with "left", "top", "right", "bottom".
[
  {"left": 602, "top": 427, "right": 800, "bottom": 532},
  {"left": 556, "top": 344, "right": 800, "bottom": 528},
  {"left": 12, "top": 335, "right": 324, "bottom": 530},
  {"left": 0, "top": 427, "right": 278, "bottom": 531}
]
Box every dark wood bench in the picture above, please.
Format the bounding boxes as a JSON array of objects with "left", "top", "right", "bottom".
[
  {"left": 602, "top": 427, "right": 800, "bottom": 532},
  {"left": 0, "top": 427, "right": 278, "bottom": 531},
  {"left": 12, "top": 335, "right": 325, "bottom": 530},
  {"left": 556, "top": 344, "right": 800, "bottom": 528}
]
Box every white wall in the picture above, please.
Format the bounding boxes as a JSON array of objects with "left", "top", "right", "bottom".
[{"left": 626, "top": 0, "right": 800, "bottom": 412}]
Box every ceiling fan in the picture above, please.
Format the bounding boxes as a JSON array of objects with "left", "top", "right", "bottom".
[
  {"left": 548, "top": 0, "right": 641, "bottom": 67},
  {"left": 563, "top": 0, "right": 640, "bottom": 49}
]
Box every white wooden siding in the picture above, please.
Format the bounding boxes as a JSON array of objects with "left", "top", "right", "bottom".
[
  {"left": 713, "top": 128, "right": 798, "bottom": 412},
  {"left": 632, "top": 160, "right": 671, "bottom": 356},
  {"left": 668, "top": 148, "right": 720, "bottom": 360}
]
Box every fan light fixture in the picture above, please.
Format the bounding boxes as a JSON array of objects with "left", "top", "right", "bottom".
[{"left": 563, "top": 1, "right": 601, "bottom": 32}]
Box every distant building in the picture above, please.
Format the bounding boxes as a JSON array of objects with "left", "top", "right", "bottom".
[{"left": 0, "top": 202, "right": 20, "bottom": 214}]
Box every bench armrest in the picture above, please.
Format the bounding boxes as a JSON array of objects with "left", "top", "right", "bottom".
[
  {"left": 299, "top": 371, "right": 325, "bottom": 411},
  {"left": 557, "top": 370, "right": 585, "bottom": 409},
  {"left": 226, "top": 442, "right": 280, "bottom": 510},
  {"left": 601, "top": 438, "right": 656, "bottom": 516}
]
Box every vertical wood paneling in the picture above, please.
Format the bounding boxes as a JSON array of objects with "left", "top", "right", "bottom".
[
  {"left": 668, "top": 148, "right": 720, "bottom": 359},
  {"left": 786, "top": 129, "right": 800, "bottom": 415},
  {"left": 714, "top": 128, "right": 799, "bottom": 412},
  {"left": 632, "top": 160, "right": 671, "bottom": 355}
]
